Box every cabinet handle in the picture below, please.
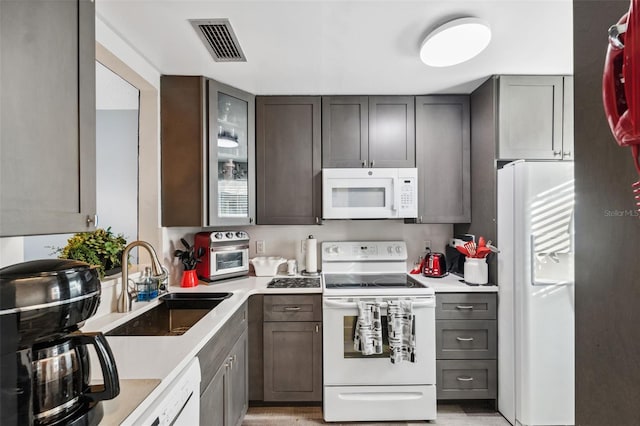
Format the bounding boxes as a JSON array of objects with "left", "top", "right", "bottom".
[
  {"left": 370, "top": 160, "right": 375, "bottom": 167},
  {"left": 456, "top": 337, "right": 475, "bottom": 342},
  {"left": 315, "top": 324, "right": 320, "bottom": 333},
  {"left": 553, "top": 150, "right": 562, "bottom": 157},
  {"left": 362, "top": 161, "right": 367, "bottom": 168},
  {"left": 228, "top": 356, "right": 234, "bottom": 370},
  {"left": 456, "top": 376, "right": 474, "bottom": 382},
  {"left": 563, "top": 151, "right": 572, "bottom": 157},
  {"left": 419, "top": 216, "right": 423, "bottom": 224},
  {"left": 86, "top": 215, "right": 98, "bottom": 227},
  {"left": 455, "top": 305, "right": 474, "bottom": 310},
  {"left": 249, "top": 217, "right": 253, "bottom": 224},
  {"left": 284, "top": 306, "right": 301, "bottom": 311}
]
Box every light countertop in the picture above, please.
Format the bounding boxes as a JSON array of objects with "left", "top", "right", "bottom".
[
  {"left": 84, "top": 274, "right": 321, "bottom": 425},
  {"left": 408, "top": 272, "right": 498, "bottom": 293},
  {"left": 85, "top": 271, "right": 495, "bottom": 424}
]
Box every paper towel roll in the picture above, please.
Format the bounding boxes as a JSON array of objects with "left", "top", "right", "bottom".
[{"left": 305, "top": 235, "right": 317, "bottom": 273}]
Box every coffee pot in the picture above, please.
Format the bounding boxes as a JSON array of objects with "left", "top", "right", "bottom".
[{"left": 0, "top": 260, "right": 120, "bottom": 426}]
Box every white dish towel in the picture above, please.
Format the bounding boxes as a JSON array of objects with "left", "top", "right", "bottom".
[
  {"left": 353, "top": 301, "right": 383, "bottom": 355},
  {"left": 387, "top": 300, "right": 416, "bottom": 363}
]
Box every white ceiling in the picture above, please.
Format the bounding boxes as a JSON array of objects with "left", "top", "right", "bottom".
[{"left": 96, "top": 0, "right": 573, "bottom": 95}]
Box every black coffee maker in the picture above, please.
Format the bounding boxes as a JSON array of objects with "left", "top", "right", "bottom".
[{"left": 0, "top": 259, "right": 120, "bottom": 426}]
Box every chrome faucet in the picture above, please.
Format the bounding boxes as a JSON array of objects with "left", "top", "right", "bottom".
[{"left": 118, "top": 240, "right": 168, "bottom": 313}]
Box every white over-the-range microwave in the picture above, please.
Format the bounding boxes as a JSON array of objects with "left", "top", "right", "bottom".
[{"left": 322, "top": 168, "right": 418, "bottom": 219}]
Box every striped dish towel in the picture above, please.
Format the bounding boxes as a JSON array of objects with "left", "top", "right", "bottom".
[
  {"left": 387, "top": 300, "right": 416, "bottom": 363},
  {"left": 354, "top": 301, "right": 383, "bottom": 355}
]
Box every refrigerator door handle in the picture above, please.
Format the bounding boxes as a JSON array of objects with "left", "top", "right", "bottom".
[{"left": 530, "top": 235, "right": 573, "bottom": 286}]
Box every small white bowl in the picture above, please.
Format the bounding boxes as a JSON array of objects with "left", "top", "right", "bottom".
[{"left": 250, "top": 256, "right": 287, "bottom": 277}]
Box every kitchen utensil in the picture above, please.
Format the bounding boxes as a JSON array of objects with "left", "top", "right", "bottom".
[
  {"left": 478, "top": 236, "right": 486, "bottom": 248},
  {"left": 487, "top": 243, "right": 500, "bottom": 253},
  {"left": 475, "top": 246, "right": 492, "bottom": 258},
  {"left": 464, "top": 241, "right": 477, "bottom": 257},
  {"left": 455, "top": 245, "right": 470, "bottom": 256}
]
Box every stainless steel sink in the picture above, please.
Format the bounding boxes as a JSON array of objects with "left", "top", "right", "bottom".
[{"left": 106, "top": 292, "right": 232, "bottom": 337}]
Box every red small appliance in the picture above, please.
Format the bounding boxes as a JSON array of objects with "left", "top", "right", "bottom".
[
  {"left": 423, "top": 250, "right": 448, "bottom": 278},
  {"left": 603, "top": 0, "right": 640, "bottom": 212}
]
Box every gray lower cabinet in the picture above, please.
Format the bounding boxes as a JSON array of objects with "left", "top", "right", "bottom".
[
  {"left": 435, "top": 293, "right": 497, "bottom": 401},
  {"left": 322, "top": 96, "right": 415, "bottom": 168},
  {"left": 412, "top": 96, "right": 470, "bottom": 223},
  {"left": 261, "top": 294, "right": 322, "bottom": 402},
  {"left": 256, "top": 97, "right": 322, "bottom": 225},
  {"left": 199, "top": 303, "right": 248, "bottom": 426},
  {"left": 0, "top": 0, "right": 96, "bottom": 236}
]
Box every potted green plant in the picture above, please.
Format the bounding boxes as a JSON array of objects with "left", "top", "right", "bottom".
[
  {"left": 174, "top": 238, "right": 205, "bottom": 287},
  {"left": 52, "top": 227, "right": 128, "bottom": 279}
]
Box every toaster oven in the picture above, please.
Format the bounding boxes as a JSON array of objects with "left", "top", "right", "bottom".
[{"left": 194, "top": 231, "right": 250, "bottom": 282}]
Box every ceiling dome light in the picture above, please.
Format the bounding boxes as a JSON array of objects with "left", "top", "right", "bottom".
[{"left": 420, "top": 17, "right": 491, "bottom": 67}]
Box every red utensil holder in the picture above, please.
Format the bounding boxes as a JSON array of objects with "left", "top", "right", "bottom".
[{"left": 180, "top": 269, "right": 198, "bottom": 288}]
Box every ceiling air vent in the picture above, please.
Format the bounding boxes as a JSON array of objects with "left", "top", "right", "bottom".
[{"left": 190, "top": 19, "right": 246, "bottom": 62}]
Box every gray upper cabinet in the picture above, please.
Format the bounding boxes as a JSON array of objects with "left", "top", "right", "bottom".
[
  {"left": 413, "top": 96, "right": 470, "bottom": 223},
  {"left": 497, "top": 75, "right": 571, "bottom": 160},
  {"left": 0, "top": 0, "right": 96, "bottom": 236},
  {"left": 322, "top": 96, "right": 415, "bottom": 168},
  {"left": 322, "top": 96, "right": 369, "bottom": 168},
  {"left": 256, "top": 97, "right": 322, "bottom": 225},
  {"left": 161, "top": 76, "right": 255, "bottom": 227}
]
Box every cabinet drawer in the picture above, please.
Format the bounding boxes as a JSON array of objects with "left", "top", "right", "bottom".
[
  {"left": 436, "top": 320, "right": 496, "bottom": 359},
  {"left": 264, "top": 295, "right": 322, "bottom": 322},
  {"left": 437, "top": 360, "right": 497, "bottom": 400},
  {"left": 436, "top": 293, "right": 496, "bottom": 320}
]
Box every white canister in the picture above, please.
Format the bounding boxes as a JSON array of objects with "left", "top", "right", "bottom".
[
  {"left": 287, "top": 259, "right": 297, "bottom": 276},
  {"left": 464, "top": 258, "right": 488, "bottom": 285}
]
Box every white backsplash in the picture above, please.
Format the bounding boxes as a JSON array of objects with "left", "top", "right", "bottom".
[{"left": 163, "top": 221, "right": 452, "bottom": 278}]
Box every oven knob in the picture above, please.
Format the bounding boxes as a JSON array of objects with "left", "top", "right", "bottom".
[
  {"left": 395, "top": 246, "right": 403, "bottom": 254},
  {"left": 236, "top": 231, "right": 245, "bottom": 238},
  {"left": 214, "top": 232, "right": 223, "bottom": 239},
  {"left": 387, "top": 246, "right": 393, "bottom": 254},
  {"left": 226, "top": 232, "right": 234, "bottom": 239}
]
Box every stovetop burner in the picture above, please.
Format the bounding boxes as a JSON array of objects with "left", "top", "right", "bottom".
[
  {"left": 267, "top": 277, "right": 321, "bottom": 289},
  {"left": 323, "top": 273, "right": 426, "bottom": 289}
]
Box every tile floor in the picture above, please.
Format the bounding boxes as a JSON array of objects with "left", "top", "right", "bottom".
[{"left": 242, "top": 403, "right": 510, "bottom": 425}]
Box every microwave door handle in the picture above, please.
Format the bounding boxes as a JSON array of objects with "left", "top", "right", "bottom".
[{"left": 391, "top": 178, "right": 399, "bottom": 212}]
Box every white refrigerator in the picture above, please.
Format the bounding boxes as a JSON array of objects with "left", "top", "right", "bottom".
[{"left": 497, "top": 161, "right": 575, "bottom": 426}]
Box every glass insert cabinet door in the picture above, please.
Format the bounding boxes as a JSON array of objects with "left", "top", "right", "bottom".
[{"left": 208, "top": 80, "right": 255, "bottom": 226}]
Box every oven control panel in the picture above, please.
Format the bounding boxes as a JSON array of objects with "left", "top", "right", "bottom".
[{"left": 322, "top": 241, "right": 407, "bottom": 261}]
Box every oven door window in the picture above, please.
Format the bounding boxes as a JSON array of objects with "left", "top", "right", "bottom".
[
  {"left": 343, "top": 316, "right": 390, "bottom": 358},
  {"left": 215, "top": 251, "right": 244, "bottom": 270}
]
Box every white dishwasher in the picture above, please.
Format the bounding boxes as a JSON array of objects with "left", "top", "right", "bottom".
[{"left": 126, "top": 358, "right": 201, "bottom": 426}]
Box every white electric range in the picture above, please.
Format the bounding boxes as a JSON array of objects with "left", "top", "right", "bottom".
[{"left": 321, "top": 241, "right": 437, "bottom": 422}]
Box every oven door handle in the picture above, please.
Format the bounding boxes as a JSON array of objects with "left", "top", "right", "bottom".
[
  {"left": 323, "top": 299, "right": 435, "bottom": 309},
  {"left": 211, "top": 244, "right": 249, "bottom": 252}
]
